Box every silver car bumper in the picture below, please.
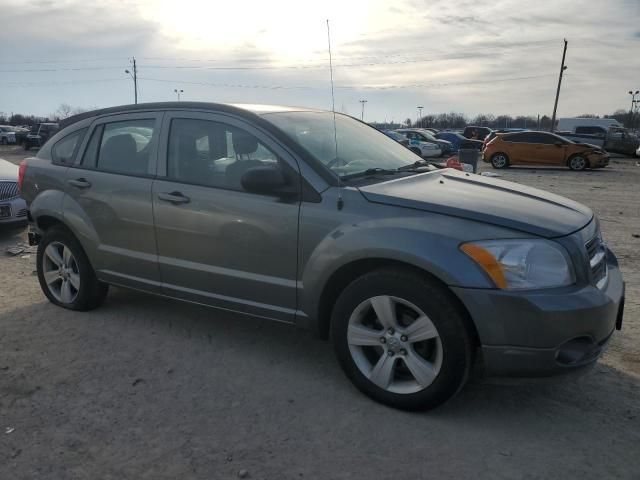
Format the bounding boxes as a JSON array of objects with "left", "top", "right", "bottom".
[{"left": 0, "top": 196, "right": 28, "bottom": 224}]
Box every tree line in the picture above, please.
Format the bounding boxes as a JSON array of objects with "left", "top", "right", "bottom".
[
  {"left": 375, "top": 109, "right": 635, "bottom": 131},
  {"left": 0, "top": 104, "right": 91, "bottom": 127},
  {"left": 1, "top": 104, "right": 636, "bottom": 131}
]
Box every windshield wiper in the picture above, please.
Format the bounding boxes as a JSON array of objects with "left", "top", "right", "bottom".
[
  {"left": 397, "top": 159, "right": 429, "bottom": 171},
  {"left": 341, "top": 168, "right": 400, "bottom": 180}
]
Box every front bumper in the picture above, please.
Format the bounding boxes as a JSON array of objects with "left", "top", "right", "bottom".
[
  {"left": 0, "top": 196, "right": 28, "bottom": 224},
  {"left": 588, "top": 153, "right": 609, "bottom": 168},
  {"left": 452, "top": 257, "right": 624, "bottom": 378}
]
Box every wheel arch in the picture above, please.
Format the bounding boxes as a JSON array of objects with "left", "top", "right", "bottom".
[{"left": 314, "top": 257, "right": 481, "bottom": 348}]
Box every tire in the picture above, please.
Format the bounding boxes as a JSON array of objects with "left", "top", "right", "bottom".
[
  {"left": 36, "top": 226, "right": 108, "bottom": 311},
  {"left": 568, "top": 154, "right": 588, "bottom": 171},
  {"left": 0, "top": 138, "right": 7, "bottom": 145},
  {"left": 331, "top": 268, "right": 474, "bottom": 411},
  {"left": 410, "top": 147, "right": 422, "bottom": 157},
  {"left": 490, "top": 153, "right": 509, "bottom": 169},
  {"left": 22, "top": 141, "right": 30, "bottom": 151}
]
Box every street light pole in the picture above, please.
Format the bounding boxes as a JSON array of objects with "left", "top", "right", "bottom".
[
  {"left": 359, "top": 100, "right": 367, "bottom": 121},
  {"left": 174, "top": 89, "right": 184, "bottom": 101},
  {"left": 550, "top": 39, "right": 568, "bottom": 132},
  {"left": 124, "top": 57, "right": 138, "bottom": 104},
  {"left": 417, "top": 106, "right": 423, "bottom": 128}
]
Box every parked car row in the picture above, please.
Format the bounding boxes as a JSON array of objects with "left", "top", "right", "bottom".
[{"left": 382, "top": 128, "right": 485, "bottom": 159}]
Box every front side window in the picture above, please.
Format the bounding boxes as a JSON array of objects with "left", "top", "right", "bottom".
[
  {"left": 264, "top": 112, "right": 420, "bottom": 179},
  {"left": 52, "top": 129, "right": 86, "bottom": 164},
  {"left": 167, "top": 118, "right": 282, "bottom": 191},
  {"left": 96, "top": 119, "right": 155, "bottom": 174}
]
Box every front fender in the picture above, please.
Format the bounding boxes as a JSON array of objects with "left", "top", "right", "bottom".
[{"left": 298, "top": 210, "right": 515, "bottom": 325}]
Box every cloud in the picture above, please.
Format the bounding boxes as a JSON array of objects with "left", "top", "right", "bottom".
[{"left": 0, "top": 0, "right": 638, "bottom": 120}]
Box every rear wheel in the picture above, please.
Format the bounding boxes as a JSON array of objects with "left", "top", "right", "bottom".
[
  {"left": 568, "top": 154, "right": 587, "bottom": 171},
  {"left": 490, "top": 153, "right": 509, "bottom": 169},
  {"left": 331, "top": 269, "right": 474, "bottom": 410},
  {"left": 37, "top": 226, "right": 108, "bottom": 311}
]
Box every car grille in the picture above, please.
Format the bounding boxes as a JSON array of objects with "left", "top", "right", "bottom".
[
  {"left": 0, "top": 181, "right": 19, "bottom": 200},
  {"left": 16, "top": 208, "right": 27, "bottom": 217},
  {"left": 585, "top": 233, "right": 607, "bottom": 288}
]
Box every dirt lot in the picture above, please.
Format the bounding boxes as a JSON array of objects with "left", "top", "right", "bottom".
[{"left": 1, "top": 144, "right": 639, "bottom": 479}]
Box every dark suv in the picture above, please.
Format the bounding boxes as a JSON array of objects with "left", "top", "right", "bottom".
[
  {"left": 20, "top": 102, "right": 624, "bottom": 410},
  {"left": 463, "top": 126, "right": 492, "bottom": 141},
  {"left": 23, "top": 122, "right": 59, "bottom": 150}
]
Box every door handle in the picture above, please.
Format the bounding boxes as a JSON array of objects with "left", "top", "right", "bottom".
[
  {"left": 67, "top": 178, "right": 91, "bottom": 189},
  {"left": 158, "top": 191, "right": 190, "bottom": 204}
]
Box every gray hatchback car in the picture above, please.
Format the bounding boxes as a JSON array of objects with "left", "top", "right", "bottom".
[{"left": 20, "top": 102, "right": 624, "bottom": 410}]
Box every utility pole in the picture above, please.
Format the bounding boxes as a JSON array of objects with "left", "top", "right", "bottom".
[
  {"left": 537, "top": 114, "right": 540, "bottom": 130},
  {"left": 417, "top": 106, "right": 423, "bottom": 128},
  {"left": 359, "top": 99, "right": 367, "bottom": 121},
  {"left": 550, "top": 39, "right": 568, "bottom": 132},
  {"left": 629, "top": 90, "right": 639, "bottom": 129},
  {"left": 124, "top": 57, "right": 138, "bottom": 104}
]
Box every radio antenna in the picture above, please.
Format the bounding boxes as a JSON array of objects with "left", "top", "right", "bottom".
[{"left": 326, "top": 19, "right": 344, "bottom": 210}]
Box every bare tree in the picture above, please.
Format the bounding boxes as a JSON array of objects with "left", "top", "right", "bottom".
[{"left": 55, "top": 103, "right": 73, "bottom": 120}]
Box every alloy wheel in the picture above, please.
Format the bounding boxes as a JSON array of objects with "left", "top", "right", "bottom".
[
  {"left": 41, "top": 241, "right": 81, "bottom": 304},
  {"left": 491, "top": 154, "right": 508, "bottom": 168},
  {"left": 570, "top": 156, "right": 586, "bottom": 170},
  {"left": 347, "top": 295, "right": 443, "bottom": 394}
]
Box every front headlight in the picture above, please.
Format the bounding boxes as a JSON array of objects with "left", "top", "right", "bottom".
[{"left": 461, "top": 239, "right": 575, "bottom": 290}]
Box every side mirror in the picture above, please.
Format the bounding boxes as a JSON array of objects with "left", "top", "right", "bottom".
[
  {"left": 554, "top": 141, "right": 564, "bottom": 147},
  {"left": 240, "top": 165, "right": 289, "bottom": 195}
]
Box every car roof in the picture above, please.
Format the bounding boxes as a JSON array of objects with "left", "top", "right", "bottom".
[{"left": 60, "top": 102, "right": 325, "bottom": 128}]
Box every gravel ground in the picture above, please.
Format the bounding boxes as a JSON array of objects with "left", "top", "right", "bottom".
[{"left": 1, "top": 145, "right": 639, "bottom": 479}]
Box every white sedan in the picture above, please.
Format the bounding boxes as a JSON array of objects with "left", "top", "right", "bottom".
[{"left": 402, "top": 136, "right": 442, "bottom": 158}]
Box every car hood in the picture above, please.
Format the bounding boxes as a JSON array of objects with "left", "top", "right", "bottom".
[
  {"left": 358, "top": 169, "right": 593, "bottom": 238},
  {"left": 0, "top": 159, "right": 18, "bottom": 181}
]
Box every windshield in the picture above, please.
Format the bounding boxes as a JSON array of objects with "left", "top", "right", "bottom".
[{"left": 264, "top": 111, "right": 420, "bottom": 178}]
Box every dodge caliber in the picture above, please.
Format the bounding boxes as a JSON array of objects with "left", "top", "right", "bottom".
[{"left": 19, "top": 102, "right": 625, "bottom": 410}]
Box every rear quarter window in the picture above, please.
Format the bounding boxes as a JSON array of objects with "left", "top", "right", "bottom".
[{"left": 51, "top": 129, "right": 87, "bottom": 165}]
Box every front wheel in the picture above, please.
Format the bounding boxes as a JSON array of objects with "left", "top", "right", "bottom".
[
  {"left": 490, "top": 153, "right": 509, "bottom": 169},
  {"left": 568, "top": 155, "right": 588, "bottom": 171},
  {"left": 22, "top": 141, "right": 31, "bottom": 151},
  {"left": 331, "top": 269, "right": 474, "bottom": 410},
  {"left": 37, "top": 226, "right": 108, "bottom": 311}
]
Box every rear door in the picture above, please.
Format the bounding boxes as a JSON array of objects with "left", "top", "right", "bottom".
[
  {"left": 151, "top": 111, "right": 301, "bottom": 322},
  {"left": 64, "top": 112, "right": 163, "bottom": 291},
  {"left": 500, "top": 133, "right": 528, "bottom": 163}
]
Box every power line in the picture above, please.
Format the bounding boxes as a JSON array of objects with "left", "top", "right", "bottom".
[{"left": 0, "top": 40, "right": 570, "bottom": 73}]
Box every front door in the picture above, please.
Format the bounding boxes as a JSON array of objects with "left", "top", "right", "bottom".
[
  {"left": 64, "top": 112, "right": 163, "bottom": 291},
  {"left": 152, "top": 112, "right": 301, "bottom": 322},
  {"left": 525, "top": 133, "right": 567, "bottom": 165}
]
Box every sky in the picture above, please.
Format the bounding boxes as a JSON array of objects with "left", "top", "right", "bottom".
[{"left": 1, "top": 0, "right": 639, "bottom": 122}]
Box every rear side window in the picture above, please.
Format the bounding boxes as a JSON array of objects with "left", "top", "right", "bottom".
[
  {"left": 503, "top": 133, "right": 527, "bottom": 143},
  {"left": 96, "top": 120, "right": 155, "bottom": 175},
  {"left": 52, "top": 129, "right": 86, "bottom": 164}
]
